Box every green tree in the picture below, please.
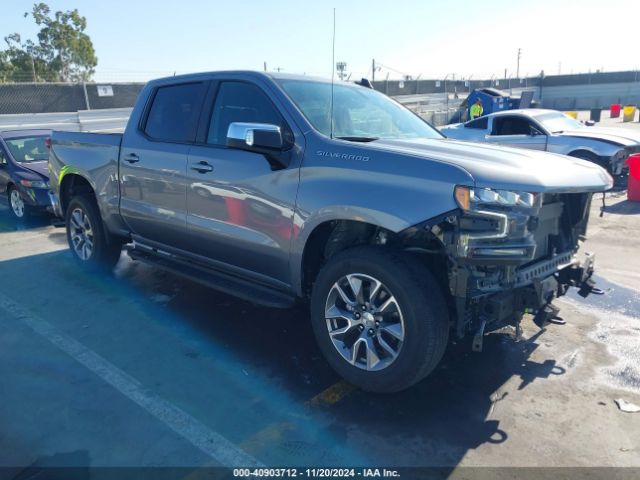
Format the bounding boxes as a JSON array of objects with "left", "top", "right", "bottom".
[{"left": 0, "top": 3, "right": 97, "bottom": 82}]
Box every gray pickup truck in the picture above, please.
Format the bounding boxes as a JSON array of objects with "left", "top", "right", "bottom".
[{"left": 49, "top": 71, "right": 612, "bottom": 392}]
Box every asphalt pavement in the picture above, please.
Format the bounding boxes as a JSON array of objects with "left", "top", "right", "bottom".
[{"left": 0, "top": 186, "right": 639, "bottom": 477}]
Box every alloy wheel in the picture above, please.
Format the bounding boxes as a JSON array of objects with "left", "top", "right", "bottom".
[
  {"left": 9, "top": 190, "right": 25, "bottom": 218},
  {"left": 69, "top": 208, "right": 94, "bottom": 261},
  {"left": 325, "top": 273, "right": 405, "bottom": 371}
]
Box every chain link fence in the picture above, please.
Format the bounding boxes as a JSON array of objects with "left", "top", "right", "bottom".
[{"left": 0, "top": 82, "right": 144, "bottom": 114}]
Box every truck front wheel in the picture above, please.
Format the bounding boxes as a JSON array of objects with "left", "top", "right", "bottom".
[
  {"left": 310, "top": 246, "right": 449, "bottom": 393},
  {"left": 65, "top": 195, "right": 122, "bottom": 271}
]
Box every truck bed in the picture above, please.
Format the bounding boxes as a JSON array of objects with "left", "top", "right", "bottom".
[{"left": 49, "top": 131, "right": 124, "bottom": 222}]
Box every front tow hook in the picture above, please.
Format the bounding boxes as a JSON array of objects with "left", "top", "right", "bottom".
[{"left": 578, "top": 277, "right": 605, "bottom": 297}]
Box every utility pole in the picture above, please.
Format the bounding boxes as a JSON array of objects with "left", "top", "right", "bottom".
[
  {"left": 263, "top": 61, "right": 267, "bottom": 72},
  {"left": 372, "top": 58, "right": 376, "bottom": 82},
  {"left": 444, "top": 73, "right": 450, "bottom": 114},
  {"left": 516, "top": 47, "right": 521, "bottom": 79}
]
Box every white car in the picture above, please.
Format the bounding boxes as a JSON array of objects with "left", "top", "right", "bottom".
[{"left": 440, "top": 109, "right": 640, "bottom": 176}]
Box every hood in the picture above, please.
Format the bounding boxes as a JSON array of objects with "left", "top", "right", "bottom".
[
  {"left": 369, "top": 138, "right": 612, "bottom": 193},
  {"left": 18, "top": 161, "right": 50, "bottom": 180},
  {"left": 560, "top": 127, "right": 640, "bottom": 148}
]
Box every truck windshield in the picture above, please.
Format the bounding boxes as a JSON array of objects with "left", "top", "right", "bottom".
[
  {"left": 277, "top": 79, "right": 443, "bottom": 141},
  {"left": 5, "top": 136, "right": 50, "bottom": 163},
  {"left": 535, "top": 112, "right": 584, "bottom": 133}
]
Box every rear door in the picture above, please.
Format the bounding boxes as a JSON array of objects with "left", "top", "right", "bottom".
[
  {"left": 119, "top": 81, "right": 208, "bottom": 248},
  {"left": 184, "top": 80, "right": 302, "bottom": 286},
  {"left": 486, "top": 115, "right": 548, "bottom": 150}
]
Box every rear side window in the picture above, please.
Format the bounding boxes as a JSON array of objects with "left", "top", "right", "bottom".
[
  {"left": 207, "top": 82, "right": 283, "bottom": 145},
  {"left": 144, "top": 82, "right": 207, "bottom": 143},
  {"left": 464, "top": 117, "right": 488, "bottom": 129}
]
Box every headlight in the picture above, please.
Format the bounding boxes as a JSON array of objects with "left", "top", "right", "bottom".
[
  {"left": 20, "top": 179, "right": 49, "bottom": 189},
  {"left": 454, "top": 186, "right": 538, "bottom": 211}
]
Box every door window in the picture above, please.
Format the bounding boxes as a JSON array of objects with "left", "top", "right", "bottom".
[
  {"left": 492, "top": 116, "right": 533, "bottom": 135},
  {"left": 464, "top": 117, "right": 488, "bottom": 129},
  {"left": 144, "top": 82, "right": 207, "bottom": 143},
  {"left": 0, "top": 149, "right": 6, "bottom": 165},
  {"left": 207, "top": 82, "right": 284, "bottom": 145}
]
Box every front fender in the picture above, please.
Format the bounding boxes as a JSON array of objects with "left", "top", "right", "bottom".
[
  {"left": 289, "top": 171, "right": 469, "bottom": 294},
  {"left": 548, "top": 137, "right": 621, "bottom": 158}
]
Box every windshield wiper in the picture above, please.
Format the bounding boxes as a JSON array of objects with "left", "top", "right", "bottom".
[{"left": 335, "top": 136, "right": 379, "bottom": 143}]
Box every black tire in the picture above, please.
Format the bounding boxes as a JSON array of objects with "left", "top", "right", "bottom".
[
  {"left": 568, "top": 150, "right": 608, "bottom": 171},
  {"left": 65, "top": 195, "right": 122, "bottom": 271},
  {"left": 310, "top": 246, "right": 449, "bottom": 393},
  {"left": 7, "top": 185, "right": 29, "bottom": 220}
]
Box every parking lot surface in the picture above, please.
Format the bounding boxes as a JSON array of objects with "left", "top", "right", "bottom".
[{"left": 1, "top": 150, "right": 639, "bottom": 475}]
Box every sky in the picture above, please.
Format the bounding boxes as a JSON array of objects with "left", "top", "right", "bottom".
[{"left": 2, "top": 0, "right": 639, "bottom": 83}]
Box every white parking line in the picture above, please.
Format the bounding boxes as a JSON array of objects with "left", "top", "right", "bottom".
[{"left": 0, "top": 292, "right": 263, "bottom": 468}]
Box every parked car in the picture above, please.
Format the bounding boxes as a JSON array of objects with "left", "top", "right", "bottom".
[
  {"left": 0, "top": 129, "right": 53, "bottom": 219},
  {"left": 49, "top": 72, "right": 611, "bottom": 392},
  {"left": 440, "top": 109, "right": 639, "bottom": 176}
]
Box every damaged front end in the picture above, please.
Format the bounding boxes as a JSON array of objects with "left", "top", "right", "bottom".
[{"left": 406, "top": 186, "right": 602, "bottom": 350}]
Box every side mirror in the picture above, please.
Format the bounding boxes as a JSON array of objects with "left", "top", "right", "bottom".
[
  {"left": 226, "top": 122, "right": 284, "bottom": 153},
  {"left": 529, "top": 126, "right": 544, "bottom": 136}
]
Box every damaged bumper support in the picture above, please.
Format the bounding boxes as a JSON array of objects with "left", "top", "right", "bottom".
[
  {"left": 423, "top": 187, "right": 600, "bottom": 347},
  {"left": 469, "top": 251, "right": 597, "bottom": 351}
]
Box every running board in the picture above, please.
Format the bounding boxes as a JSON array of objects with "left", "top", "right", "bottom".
[{"left": 126, "top": 245, "right": 296, "bottom": 309}]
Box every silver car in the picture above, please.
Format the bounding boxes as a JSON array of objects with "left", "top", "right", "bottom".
[{"left": 440, "top": 109, "right": 640, "bottom": 175}]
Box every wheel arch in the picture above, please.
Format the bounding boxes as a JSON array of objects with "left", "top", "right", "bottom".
[
  {"left": 567, "top": 148, "right": 600, "bottom": 160},
  {"left": 59, "top": 173, "right": 97, "bottom": 216},
  {"left": 296, "top": 214, "right": 451, "bottom": 299}
]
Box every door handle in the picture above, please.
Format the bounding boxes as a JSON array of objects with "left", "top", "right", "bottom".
[
  {"left": 123, "top": 153, "right": 140, "bottom": 164},
  {"left": 190, "top": 161, "right": 214, "bottom": 173}
]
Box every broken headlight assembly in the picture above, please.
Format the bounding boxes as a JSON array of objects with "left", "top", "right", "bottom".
[{"left": 453, "top": 186, "right": 541, "bottom": 261}]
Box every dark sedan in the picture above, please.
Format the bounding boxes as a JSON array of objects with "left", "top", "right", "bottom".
[{"left": 0, "top": 129, "right": 53, "bottom": 219}]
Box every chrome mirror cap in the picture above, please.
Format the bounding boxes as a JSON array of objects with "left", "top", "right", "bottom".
[{"left": 227, "top": 122, "right": 281, "bottom": 148}]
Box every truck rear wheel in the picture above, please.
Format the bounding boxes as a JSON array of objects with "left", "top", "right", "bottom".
[
  {"left": 310, "top": 246, "right": 449, "bottom": 393},
  {"left": 65, "top": 195, "right": 122, "bottom": 271}
]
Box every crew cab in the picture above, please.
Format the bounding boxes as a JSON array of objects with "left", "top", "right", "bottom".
[
  {"left": 49, "top": 72, "right": 612, "bottom": 392},
  {"left": 440, "top": 109, "right": 638, "bottom": 176}
]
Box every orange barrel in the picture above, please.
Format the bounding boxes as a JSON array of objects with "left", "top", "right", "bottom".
[
  {"left": 610, "top": 104, "right": 621, "bottom": 118},
  {"left": 623, "top": 105, "right": 637, "bottom": 122},
  {"left": 627, "top": 154, "right": 640, "bottom": 202}
]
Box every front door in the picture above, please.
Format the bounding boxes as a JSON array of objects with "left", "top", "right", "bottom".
[
  {"left": 119, "top": 81, "right": 208, "bottom": 248},
  {"left": 486, "top": 115, "right": 548, "bottom": 151},
  {"left": 0, "top": 147, "right": 9, "bottom": 194},
  {"left": 185, "top": 80, "right": 301, "bottom": 286}
]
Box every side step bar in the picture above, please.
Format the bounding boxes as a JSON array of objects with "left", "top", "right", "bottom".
[{"left": 126, "top": 245, "right": 296, "bottom": 309}]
